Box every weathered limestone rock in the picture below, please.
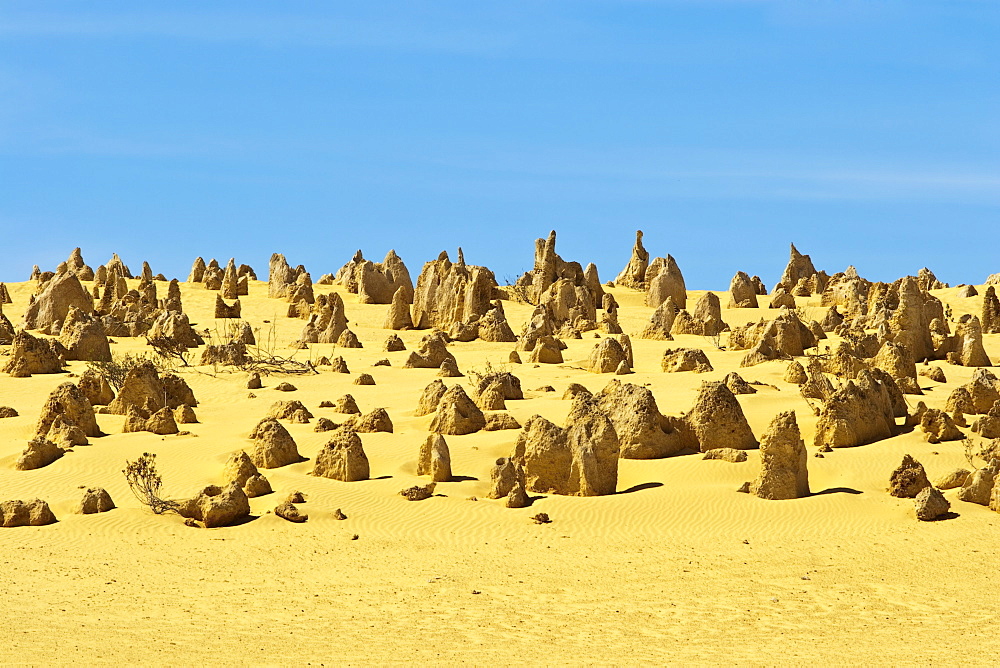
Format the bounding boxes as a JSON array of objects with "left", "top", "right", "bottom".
[
  {"left": 529, "top": 336, "right": 564, "bottom": 364},
  {"left": 945, "top": 369, "right": 1000, "bottom": 415},
  {"left": 914, "top": 486, "right": 950, "bottom": 521},
  {"left": 728, "top": 271, "right": 759, "bottom": 308},
  {"left": 488, "top": 457, "right": 525, "bottom": 499},
  {"left": 274, "top": 500, "right": 308, "bottom": 522},
  {"left": 354, "top": 373, "right": 376, "bottom": 385},
  {"left": 776, "top": 244, "right": 822, "bottom": 294},
  {"left": 345, "top": 408, "right": 393, "bottom": 433},
  {"left": 248, "top": 418, "right": 301, "bottom": 469},
  {"left": 178, "top": 483, "right": 251, "bottom": 528},
  {"left": 947, "top": 316, "right": 991, "bottom": 367},
  {"left": 35, "top": 382, "right": 100, "bottom": 443},
  {"left": 912, "top": 403, "right": 963, "bottom": 443},
  {"left": 888, "top": 454, "right": 931, "bottom": 498},
  {"left": 148, "top": 311, "right": 204, "bottom": 349},
  {"left": 266, "top": 400, "right": 313, "bottom": 423},
  {"left": 23, "top": 271, "right": 94, "bottom": 333},
  {"left": 200, "top": 341, "right": 248, "bottom": 367},
  {"left": 476, "top": 381, "right": 506, "bottom": 411},
  {"left": 417, "top": 434, "right": 452, "bottom": 482},
  {"left": 702, "top": 448, "right": 747, "bottom": 463},
  {"left": 78, "top": 488, "right": 115, "bottom": 514},
  {"left": 14, "top": 437, "right": 64, "bottom": 470},
  {"left": 415, "top": 380, "right": 448, "bottom": 417},
  {"left": 512, "top": 397, "right": 620, "bottom": 496},
  {"left": 2, "top": 331, "right": 65, "bottom": 377},
  {"left": 957, "top": 459, "right": 999, "bottom": 505},
  {"left": 729, "top": 311, "right": 816, "bottom": 361},
  {"left": 107, "top": 363, "right": 196, "bottom": 415},
  {"left": 311, "top": 427, "right": 370, "bottom": 481},
  {"left": 476, "top": 302, "right": 518, "bottom": 342},
  {"left": 586, "top": 338, "right": 630, "bottom": 374},
  {"left": 724, "top": 371, "right": 757, "bottom": 395},
  {"left": 685, "top": 382, "right": 758, "bottom": 452},
  {"left": 403, "top": 333, "right": 456, "bottom": 369},
  {"left": 769, "top": 289, "right": 796, "bottom": 309},
  {"left": 813, "top": 370, "right": 899, "bottom": 448},
  {"left": 982, "top": 286, "right": 1000, "bottom": 334},
  {"left": 615, "top": 230, "right": 649, "bottom": 288},
  {"left": 0, "top": 499, "right": 57, "bottom": 527},
  {"left": 639, "top": 297, "right": 677, "bottom": 340},
  {"left": 383, "top": 334, "right": 406, "bottom": 352},
  {"left": 58, "top": 307, "right": 111, "bottom": 362},
  {"left": 594, "top": 380, "right": 686, "bottom": 459},
  {"left": 661, "top": 348, "right": 713, "bottom": 373},
  {"left": 934, "top": 468, "right": 970, "bottom": 490},
  {"left": 888, "top": 276, "right": 934, "bottom": 363},
  {"left": 214, "top": 295, "right": 241, "bottom": 319},
  {"left": 871, "top": 340, "right": 917, "bottom": 383},
  {"left": 484, "top": 412, "right": 521, "bottom": 431},
  {"left": 784, "top": 360, "right": 807, "bottom": 384},
  {"left": 645, "top": 255, "right": 687, "bottom": 310},
  {"left": 337, "top": 329, "right": 363, "bottom": 349},
  {"left": 437, "top": 358, "right": 463, "bottom": 378},
  {"left": 429, "top": 385, "right": 485, "bottom": 435},
  {"left": 411, "top": 249, "right": 498, "bottom": 330},
  {"left": 750, "top": 411, "right": 809, "bottom": 500},
  {"left": 383, "top": 287, "right": 413, "bottom": 330}
]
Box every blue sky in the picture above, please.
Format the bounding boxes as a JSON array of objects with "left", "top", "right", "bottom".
[{"left": 1, "top": 1, "right": 998, "bottom": 289}]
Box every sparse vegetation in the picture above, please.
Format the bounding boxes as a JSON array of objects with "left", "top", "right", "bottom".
[
  {"left": 122, "top": 452, "right": 180, "bottom": 515},
  {"left": 88, "top": 352, "right": 171, "bottom": 391}
]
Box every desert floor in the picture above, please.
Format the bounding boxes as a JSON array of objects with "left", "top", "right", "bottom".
[{"left": 1, "top": 276, "right": 999, "bottom": 665}]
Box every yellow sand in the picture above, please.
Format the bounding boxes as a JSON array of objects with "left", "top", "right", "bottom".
[{"left": 1, "top": 277, "right": 999, "bottom": 665}]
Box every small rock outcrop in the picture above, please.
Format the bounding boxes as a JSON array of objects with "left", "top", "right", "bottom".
[
  {"left": 661, "top": 348, "right": 713, "bottom": 373},
  {"left": 77, "top": 488, "right": 115, "bottom": 514},
  {"left": 914, "top": 486, "right": 950, "bottom": 521},
  {"left": 248, "top": 418, "right": 302, "bottom": 469},
  {"left": 178, "top": 483, "right": 251, "bottom": 528},
  {"left": 888, "top": 454, "right": 931, "bottom": 498},
  {"left": 429, "top": 385, "right": 486, "bottom": 435},
  {"left": 417, "top": 434, "right": 452, "bottom": 482},
  {"left": 685, "top": 382, "right": 758, "bottom": 452},
  {"left": 312, "top": 427, "right": 370, "bottom": 481},
  {"left": 750, "top": 411, "right": 809, "bottom": 500}
]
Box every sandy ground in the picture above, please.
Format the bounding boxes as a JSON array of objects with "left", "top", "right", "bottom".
[{"left": 1, "top": 273, "right": 999, "bottom": 665}]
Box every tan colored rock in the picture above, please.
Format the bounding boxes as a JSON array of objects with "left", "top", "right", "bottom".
[
  {"left": 476, "top": 381, "right": 506, "bottom": 411},
  {"left": 661, "top": 348, "right": 713, "bottom": 373},
  {"left": 383, "top": 287, "right": 413, "bottom": 330},
  {"left": 948, "top": 316, "right": 991, "bottom": 367},
  {"left": 912, "top": 403, "right": 963, "bottom": 443},
  {"left": 728, "top": 271, "right": 759, "bottom": 308},
  {"left": 200, "top": 341, "right": 248, "bottom": 367},
  {"left": 750, "top": 411, "right": 809, "bottom": 500},
  {"left": 488, "top": 457, "right": 525, "bottom": 499},
  {"left": 267, "top": 400, "right": 313, "bottom": 422},
  {"left": 0, "top": 406, "right": 17, "bottom": 418},
  {"left": 429, "top": 385, "right": 485, "bottom": 435},
  {"left": 404, "top": 332, "right": 456, "bottom": 369},
  {"left": 933, "top": 468, "right": 970, "bottom": 490},
  {"left": 484, "top": 413, "right": 521, "bottom": 431},
  {"left": 639, "top": 297, "right": 677, "bottom": 340},
  {"left": 173, "top": 404, "right": 198, "bottom": 424},
  {"left": 813, "top": 370, "right": 898, "bottom": 448},
  {"left": 214, "top": 295, "right": 241, "bottom": 319},
  {"left": 345, "top": 408, "right": 393, "bottom": 433},
  {"left": 645, "top": 255, "right": 686, "bottom": 310},
  {"left": 107, "top": 362, "right": 196, "bottom": 415},
  {"left": 586, "top": 338, "right": 630, "bottom": 374},
  {"left": 724, "top": 372, "right": 757, "bottom": 395},
  {"left": 888, "top": 454, "right": 931, "bottom": 498},
  {"left": 415, "top": 380, "right": 448, "bottom": 417},
  {"left": 512, "top": 396, "right": 619, "bottom": 496},
  {"left": 982, "top": 286, "right": 1000, "bottom": 334},
  {"left": 417, "top": 434, "right": 452, "bottom": 482},
  {"left": 615, "top": 230, "right": 649, "bottom": 288},
  {"left": 2, "top": 331, "right": 65, "bottom": 377},
  {"left": 179, "top": 482, "right": 251, "bottom": 528},
  {"left": 411, "top": 249, "right": 498, "bottom": 330},
  {"left": 354, "top": 373, "right": 376, "bottom": 385},
  {"left": 685, "top": 382, "right": 757, "bottom": 452},
  {"left": 915, "top": 486, "right": 950, "bottom": 521},
  {"left": 594, "top": 380, "right": 685, "bottom": 459},
  {"left": 888, "top": 276, "right": 934, "bottom": 363},
  {"left": 777, "top": 244, "right": 821, "bottom": 294},
  {"left": 337, "top": 329, "right": 363, "bottom": 349},
  {"left": 57, "top": 307, "right": 110, "bottom": 362},
  {"left": 274, "top": 500, "right": 308, "bottom": 522},
  {"left": 702, "top": 448, "right": 747, "bottom": 463},
  {"left": 529, "top": 336, "right": 564, "bottom": 364},
  {"left": 78, "top": 488, "right": 115, "bottom": 514},
  {"left": 35, "top": 382, "right": 100, "bottom": 442},
  {"left": 437, "top": 358, "right": 463, "bottom": 377},
  {"left": 311, "top": 427, "right": 370, "bottom": 481},
  {"left": 399, "top": 483, "right": 436, "bottom": 501},
  {"left": 14, "top": 437, "right": 64, "bottom": 470},
  {"left": 23, "top": 270, "right": 94, "bottom": 333},
  {"left": 148, "top": 311, "right": 204, "bottom": 349},
  {"left": 144, "top": 407, "right": 179, "bottom": 435},
  {"left": 957, "top": 459, "right": 999, "bottom": 505},
  {"left": 784, "top": 360, "right": 807, "bottom": 384},
  {"left": 0, "top": 499, "right": 57, "bottom": 527},
  {"left": 946, "top": 368, "right": 1000, "bottom": 415},
  {"left": 248, "top": 418, "right": 301, "bottom": 469},
  {"left": 919, "top": 365, "right": 946, "bottom": 383}
]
